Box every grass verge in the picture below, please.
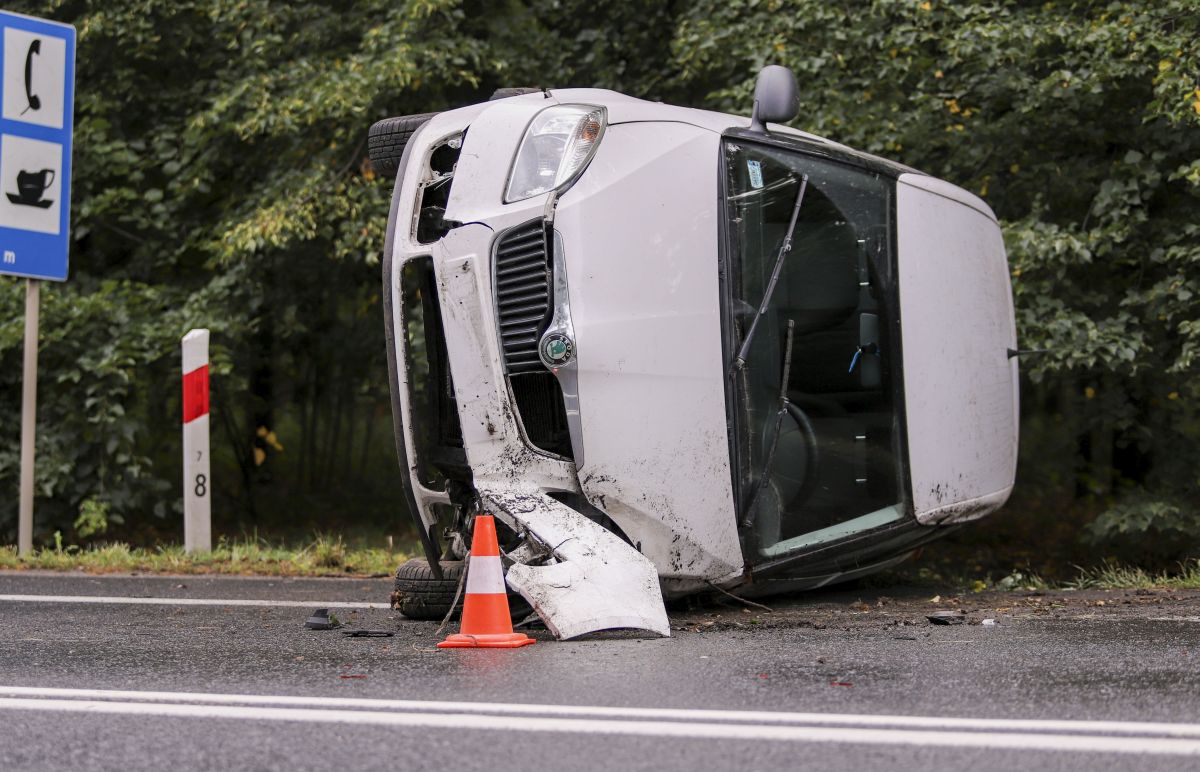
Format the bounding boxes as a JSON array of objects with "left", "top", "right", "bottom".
[
  {"left": 5, "top": 537, "right": 1198, "bottom": 590},
  {"left": 1065, "top": 561, "right": 1200, "bottom": 590},
  {"left": 881, "top": 559, "right": 1200, "bottom": 593},
  {"left": 0, "top": 533, "right": 410, "bottom": 577}
]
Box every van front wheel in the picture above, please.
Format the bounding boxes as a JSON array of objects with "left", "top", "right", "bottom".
[
  {"left": 368, "top": 113, "right": 437, "bottom": 177},
  {"left": 390, "top": 558, "right": 463, "bottom": 620},
  {"left": 389, "top": 557, "right": 534, "bottom": 622}
]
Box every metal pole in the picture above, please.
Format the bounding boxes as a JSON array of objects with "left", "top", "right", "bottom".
[{"left": 18, "top": 279, "right": 40, "bottom": 555}]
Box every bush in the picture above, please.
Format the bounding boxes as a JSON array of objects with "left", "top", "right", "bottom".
[{"left": 1085, "top": 495, "right": 1200, "bottom": 565}]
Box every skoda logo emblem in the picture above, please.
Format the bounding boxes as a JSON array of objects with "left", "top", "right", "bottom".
[{"left": 540, "top": 332, "right": 575, "bottom": 367}]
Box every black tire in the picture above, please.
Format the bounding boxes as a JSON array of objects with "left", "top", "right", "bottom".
[
  {"left": 391, "top": 558, "right": 463, "bottom": 620},
  {"left": 489, "top": 87, "right": 540, "bottom": 101},
  {"left": 369, "top": 113, "right": 438, "bottom": 176},
  {"left": 389, "top": 557, "right": 535, "bottom": 621}
]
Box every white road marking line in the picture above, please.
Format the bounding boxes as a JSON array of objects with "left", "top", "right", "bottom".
[
  {"left": 0, "top": 594, "right": 389, "bottom": 609},
  {"left": 2, "top": 687, "right": 1200, "bottom": 742},
  {"left": 0, "top": 695, "right": 1196, "bottom": 754}
]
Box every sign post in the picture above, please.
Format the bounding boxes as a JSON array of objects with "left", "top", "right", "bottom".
[
  {"left": 17, "top": 277, "right": 38, "bottom": 554},
  {"left": 0, "top": 12, "right": 76, "bottom": 554},
  {"left": 182, "top": 329, "right": 211, "bottom": 553}
]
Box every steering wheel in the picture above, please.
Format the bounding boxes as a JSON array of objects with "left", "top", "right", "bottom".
[{"left": 773, "top": 402, "right": 819, "bottom": 511}]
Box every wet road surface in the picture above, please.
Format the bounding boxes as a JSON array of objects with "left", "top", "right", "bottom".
[{"left": 2, "top": 571, "right": 1199, "bottom": 771}]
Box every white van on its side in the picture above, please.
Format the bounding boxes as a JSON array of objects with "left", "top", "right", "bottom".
[{"left": 372, "top": 67, "right": 1018, "bottom": 640}]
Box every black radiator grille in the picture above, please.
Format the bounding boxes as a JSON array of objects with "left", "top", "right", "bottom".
[
  {"left": 494, "top": 221, "right": 551, "bottom": 374},
  {"left": 510, "top": 372, "right": 573, "bottom": 457},
  {"left": 492, "top": 219, "right": 573, "bottom": 460}
]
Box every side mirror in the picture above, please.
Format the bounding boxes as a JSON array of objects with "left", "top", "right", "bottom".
[{"left": 748, "top": 65, "right": 799, "bottom": 133}]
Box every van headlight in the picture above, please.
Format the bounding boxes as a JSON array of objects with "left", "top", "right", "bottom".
[{"left": 505, "top": 105, "right": 606, "bottom": 203}]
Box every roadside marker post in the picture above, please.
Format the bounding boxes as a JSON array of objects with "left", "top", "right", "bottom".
[
  {"left": 0, "top": 12, "right": 77, "bottom": 555},
  {"left": 182, "top": 329, "right": 211, "bottom": 553}
]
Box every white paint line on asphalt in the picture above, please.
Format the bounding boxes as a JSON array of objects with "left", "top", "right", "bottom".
[
  {"left": 0, "top": 696, "right": 1197, "bottom": 755},
  {"left": 0, "top": 594, "right": 389, "bottom": 609},
  {"left": 2, "top": 687, "right": 1200, "bottom": 741}
]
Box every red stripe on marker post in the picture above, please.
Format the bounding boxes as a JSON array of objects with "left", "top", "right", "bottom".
[{"left": 182, "top": 364, "right": 209, "bottom": 424}]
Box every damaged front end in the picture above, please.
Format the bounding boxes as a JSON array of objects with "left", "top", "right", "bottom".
[{"left": 379, "top": 100, "right": 674, "bottom": 638}]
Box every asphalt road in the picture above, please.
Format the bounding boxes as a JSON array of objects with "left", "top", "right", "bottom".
[{"left": 2, "top": 571, "right": 1200, "bottom": 771}]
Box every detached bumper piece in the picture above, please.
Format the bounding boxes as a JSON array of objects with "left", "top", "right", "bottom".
[{"left": 481, "top": 488, "right": 671, "bottom": 640}]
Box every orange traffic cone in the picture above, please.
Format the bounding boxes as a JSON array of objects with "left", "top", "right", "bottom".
[{"left": 438, "top": 514, "right": 536, "bottom": 649}]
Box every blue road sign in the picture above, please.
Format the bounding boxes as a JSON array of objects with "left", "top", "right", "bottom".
[{"left": 0, "top": 12, "right": 75, "bottom": 282}]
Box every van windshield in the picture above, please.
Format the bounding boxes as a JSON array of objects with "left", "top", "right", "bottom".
[{"left": 723, "top": 140, "right": 905, "bottom": 560}]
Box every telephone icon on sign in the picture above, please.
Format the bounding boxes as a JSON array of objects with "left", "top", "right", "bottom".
[{"left": 22, "top": 38, "right": 40, "bottom": 115}]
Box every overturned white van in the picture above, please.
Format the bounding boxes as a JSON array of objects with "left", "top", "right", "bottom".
[{"left": 372, "top": 67, "right": 1019, "bottom": 640}]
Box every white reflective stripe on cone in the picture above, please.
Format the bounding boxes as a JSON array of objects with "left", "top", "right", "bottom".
[{"left": 465, "top": 555, "right": 506, "bottom": 595}]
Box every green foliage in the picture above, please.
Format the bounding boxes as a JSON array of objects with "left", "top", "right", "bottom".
[
  {"left": 1, "top": 279, "right": 178, "bottom": 532},
  {"left": 994, "top": 570, "right": 1047, "bottom": 592},
  {"left": 0, "top": 0, "right": 513, "bottom": 541},
  {"left": 1084, "top": 494, "right": 1200, "bottom": 562},
  {"left": 672, "top": 0, "right": 1200, "bottom": 558},
  {"left": 1, "top": 0, "right": 1196, "bottom": 566},
  {"left": 0, "top": 0, "right": 684, "bottom": 544},
  {"left": 74, "top": 496, "right": 119, "bottom": 539}
]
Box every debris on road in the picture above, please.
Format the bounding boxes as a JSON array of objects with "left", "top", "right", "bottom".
[
  {"left": 342, "top": 630, "right": 394, "bottom": 638},
  {"left": 304, "top": 609, "right": 342, "bottom": 630},
  {"left": 926, "top": 611, "right": 966, "bottom": 625},
  {"left": 707, "top": 582, "right": 773, "bottom": 613},
  {"left": 982, "top": 618, "right": 997, "bottom": 626}
]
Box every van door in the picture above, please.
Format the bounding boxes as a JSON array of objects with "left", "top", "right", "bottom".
[
  {"left": 723, "top": 140, "right": 908, "bottom": 560},
  {"left": 896, "top": 174, "right": 1019, "bottom": 524}
]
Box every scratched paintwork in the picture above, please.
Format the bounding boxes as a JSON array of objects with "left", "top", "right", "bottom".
[{"left": 556, "top": 123, "right": 744, "bottom": 585}]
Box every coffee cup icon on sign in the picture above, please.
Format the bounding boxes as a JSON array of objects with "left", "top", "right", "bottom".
[{"left": 7, "top": 168, "right": 55, "bottom": 208}]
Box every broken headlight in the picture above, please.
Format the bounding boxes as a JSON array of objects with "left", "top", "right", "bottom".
[{"left": 505, "top": 105, "right": 606, "bottom": 203}]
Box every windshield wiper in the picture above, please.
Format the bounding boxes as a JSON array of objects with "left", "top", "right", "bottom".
[{"left": 732, "top": 173, "right": 808, "bottom": 370}]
